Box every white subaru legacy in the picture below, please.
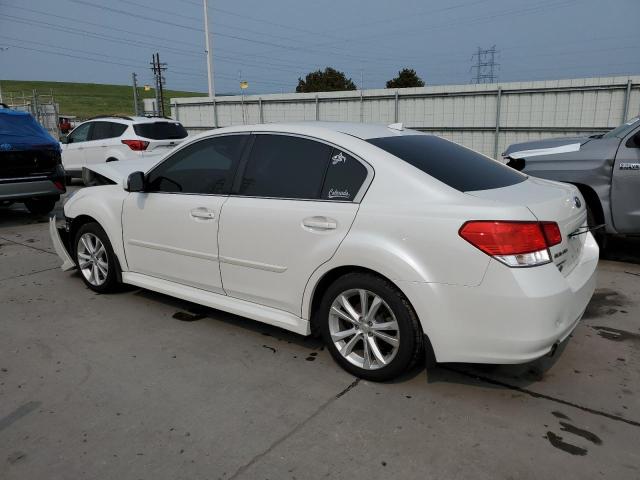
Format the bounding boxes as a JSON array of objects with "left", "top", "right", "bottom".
[{"left": 50, "top": 122, "right": 598, "bottom": 381}]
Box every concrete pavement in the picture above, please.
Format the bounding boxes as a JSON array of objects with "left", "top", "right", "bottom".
[{"left": 1, "top": 195, "right": 639, "bottom": 479}]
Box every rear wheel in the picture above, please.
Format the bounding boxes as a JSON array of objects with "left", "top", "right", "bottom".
[
  {"left": 318, "top": 272, "right": 424, "bottom": 381},
  {"left": 73, "top": 222, "right": 121, "bottom": 293},
  {"left": 24, "top": 197, "right": 57, "bottom": 215}
]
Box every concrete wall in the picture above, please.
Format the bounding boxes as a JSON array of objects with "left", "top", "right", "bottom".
[{"left": 171, "top": 75, "right": 640, "bottom": 158}]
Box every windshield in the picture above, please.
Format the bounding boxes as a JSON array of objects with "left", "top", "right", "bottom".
[
  {"left": 602, "top": 116, "right": 640, "bottom": 139},
  {"left": 368, "top": 135, "right": 526, "bottom": 192}
]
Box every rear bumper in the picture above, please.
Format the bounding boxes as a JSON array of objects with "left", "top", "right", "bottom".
[
  {"left": 401, "top": 232, "right": 599, "bottom": 364},
  {"left": 0, "top": 179, "right": 62, "bottom": 202}
]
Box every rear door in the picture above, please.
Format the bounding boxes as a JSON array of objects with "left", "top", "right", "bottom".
[
  {"left": 611, "top": 126, "right": 640, "bottom": 233},
  {"left": 218, "top": 133, "right": 370, "bottom": 315},
  {"left": 122, "top": 134, "right": 248, "bottom": 293},
  {"left": 85, "top": 121, "right": 128, "bottom": 165}
]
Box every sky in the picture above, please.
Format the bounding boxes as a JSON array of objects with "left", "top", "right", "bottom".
[{"left": 0, "top": 0, "right": 639, "bottom": 95}]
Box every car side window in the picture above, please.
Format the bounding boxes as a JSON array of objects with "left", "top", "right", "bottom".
[
  {"left": 90, "top": 121, "right": 115, "bottom": 141},
  {"left": 68, "top": 122, "right": 92, "bottom": 143},
  {"left": 146, "top": 135, "right": 247, "bottom": 195},
  {"left": 321, "top": 149, "right": 368, "bottom": 201},
  {"left": 239, "top": 134, "right": 332, "bottom": 199},
  {"left": 111, "top": 123, "right": 127, "bottom": 138}
]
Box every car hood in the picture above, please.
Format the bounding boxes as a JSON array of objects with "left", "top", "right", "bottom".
[
  {"left": 83, "top": 157, "right": 161, "bottom": 183},
  {"left": 503, "top": 136, "right": 594, "bottom": 159}
]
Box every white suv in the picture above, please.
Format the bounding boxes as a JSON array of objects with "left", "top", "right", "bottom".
[{"left": 61, "top": 116, "right": 188, "bottom": 181}]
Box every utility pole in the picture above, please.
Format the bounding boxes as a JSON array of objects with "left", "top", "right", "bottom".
[
  {"left": 203, "top": 0, "right": 215, "bottom": 98},
  {"left": 471, "top": 45, "right": 499, "bottom": 84},
  {"left": 132, "top": 72, "right": 140, "bottom": 116},
  {"left": 150, "top": 53, "right": 167, "bottom": 117}
]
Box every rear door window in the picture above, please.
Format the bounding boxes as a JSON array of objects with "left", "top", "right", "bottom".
[
  {"left": 239, "top": 134, "right": 332, "bottom": 199},
  {"left": 91, "top": 121, "right": 118, "bottom": 140},
  {"left": 320, "top": 149, "right": 368, "bottom": 201},
  {"left": 134, "top": 121, "right": 188, "bottom": 140},
  {"left": 368, "top": 135, "right": 526, "bottom": 192}
]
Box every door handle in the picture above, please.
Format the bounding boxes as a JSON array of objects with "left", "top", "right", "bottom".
[
  {"left": 302, "top": 216, "right": 337, "bottom": 230},
  {"left": 190, "top": 208, "right": 215, "bottom": 220}
]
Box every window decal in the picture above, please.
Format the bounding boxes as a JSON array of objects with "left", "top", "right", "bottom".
[
  {"left": 331, "top": 151, "right": 346, "bottom": 165},
  {"left": 327, "top": 188, "right": 350, "bottom": 199}
]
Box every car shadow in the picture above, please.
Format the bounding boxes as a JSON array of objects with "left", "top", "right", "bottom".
[
  {"left": 427, "top": 338, "right": 570, "bottom": 390},
  {"left": 130, "top": 285, "right": 566, "bottom": 389},
  {"left": 602, "top": 235, "right": 640, "bottom": 265},
  {"left": 0, "top": 204, "right": 53, "bottom": 228},
  {"left": 132, "top": 288, "right": 325, "bottom": 351}
]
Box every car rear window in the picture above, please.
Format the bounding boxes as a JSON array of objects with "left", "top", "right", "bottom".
[
  {"left": 367, "top": 135, "right": 526, "bottom": 192},
  {"left": 133, "top": 121, "right": 188, "bottom": 140}
]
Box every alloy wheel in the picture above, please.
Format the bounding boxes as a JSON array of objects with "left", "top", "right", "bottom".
[
  {"left": 77, "top": 232, "right": 109, "bottom": 286},
  {"left": 328, "top": 288, "right": 400, "bottom": 370}
]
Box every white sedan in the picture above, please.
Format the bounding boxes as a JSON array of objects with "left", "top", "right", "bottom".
[{"left": 50, "top": 122, "right": 598, "bottom": 381}]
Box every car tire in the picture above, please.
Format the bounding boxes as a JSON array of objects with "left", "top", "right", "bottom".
[
  {"left": 318, "top": 272, "right": 424, "bottom": 382},
  {"left": 24, "top": 197, "right": 57, "bottom": 215},
  {"left": 73, "top": 222, "right": 121, "bottom": 293}
]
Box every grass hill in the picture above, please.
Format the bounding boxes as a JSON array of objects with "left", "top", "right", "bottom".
[{"left": 0, "top": 80, "right": 205, "bottom": 119}]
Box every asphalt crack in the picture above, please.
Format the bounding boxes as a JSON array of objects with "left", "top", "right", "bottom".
[
  {"left": 444, "top": 367, "right": 640, "bottom": 428},
  {"left": 0, "top": 266, "right": 59, "bottom": 283},
  {"left": 0, "top": 236, "right": 57, "bottom": 256},
  {"left": 227, "top": 378, "right": 361, "bottom": 479}
]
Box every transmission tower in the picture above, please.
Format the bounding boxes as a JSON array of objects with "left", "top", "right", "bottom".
[
  {"left": 150, "top": 53, "right": 167, "bottom": 117},
  {"left": 471, "top": 45, "right": 499, "bottom": 84}
]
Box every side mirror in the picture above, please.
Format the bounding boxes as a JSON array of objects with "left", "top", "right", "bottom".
[
  {"left": 60, "top": 135, "right": 69, "bottom": 144},
  {"left": 126, "top": 171, "right": 146, "bottom": 192}
]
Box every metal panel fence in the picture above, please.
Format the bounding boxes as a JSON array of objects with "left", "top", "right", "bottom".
[{"left": 171, "top": 75, "right": 640, "bottom": 158}]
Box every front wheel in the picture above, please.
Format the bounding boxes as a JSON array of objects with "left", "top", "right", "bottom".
[
  {"left": 318, "top": 272, "right": 424, "bottom": 382},
  {"left": 73, "top": 222, "right": 121, "bottom": 293}
]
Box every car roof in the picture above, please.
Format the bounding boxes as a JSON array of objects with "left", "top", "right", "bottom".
[
  {"left": 209, "top": 121, "right": 422, "bottom": 140},
  {"left": 82, "top": 116, "right": 179, "bottom": 125}
]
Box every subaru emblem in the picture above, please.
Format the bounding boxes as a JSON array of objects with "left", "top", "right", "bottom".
[
  {"left": 0, "top": 143, "right": 12, "bottom": 151},
  {"left": 574, "top": 196, "right": 581, "bottom": 209}
]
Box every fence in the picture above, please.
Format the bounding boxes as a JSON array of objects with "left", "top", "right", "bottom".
[
  {"left": 171, "top": 75, "right": 640, "bottom": 158},
  {"left": 3, "top": 90, "right": 61, "bottom": 139}
]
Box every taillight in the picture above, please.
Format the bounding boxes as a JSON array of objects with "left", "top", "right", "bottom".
[
  {"left": 541, "top": 221, "right": 562, "bottom": 247},
  {"left": 459, "top": 221, "right": 562, "bottom": 267},
  {"left": 121, "top": 139, "right": 149, "bottom": 151},
  {"left": 53, "top": 180, "right": 65, "bottom": 191}
]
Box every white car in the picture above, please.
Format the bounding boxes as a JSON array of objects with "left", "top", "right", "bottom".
[
  {"left": 61, "top": 116, "right": 188, "bottom": 182},
  {"left": 50, "top": 122, "right": 598, "bottom": 381}
]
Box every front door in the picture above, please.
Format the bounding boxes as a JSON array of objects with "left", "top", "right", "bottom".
[
  {"left": 218, "top": 134, "right": 370, "bottom": 316},
  {"left": 611, "top": 125, "right": 640, "bottom": 233},
  {"left": 122, "top": 134, "right": 248, "bottom": 293},
  {"left": 62, "top": 122, "right": 92, "bottom": 172}
]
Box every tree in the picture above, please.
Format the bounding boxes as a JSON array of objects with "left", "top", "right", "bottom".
[
  {"left": 386, "top": 68, "right": 425, "bottom": 88},
  {"left": 296, "top": 67, "right": 356, "bottom": 93}
]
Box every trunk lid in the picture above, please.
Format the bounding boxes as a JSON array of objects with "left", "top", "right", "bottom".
[{"left": 467, "top": 177, "right": 587, "bottom": 276}]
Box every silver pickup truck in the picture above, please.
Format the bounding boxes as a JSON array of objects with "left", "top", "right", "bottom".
[{"left": 503, "top": 116, "right": 640, "bottom": 244}]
